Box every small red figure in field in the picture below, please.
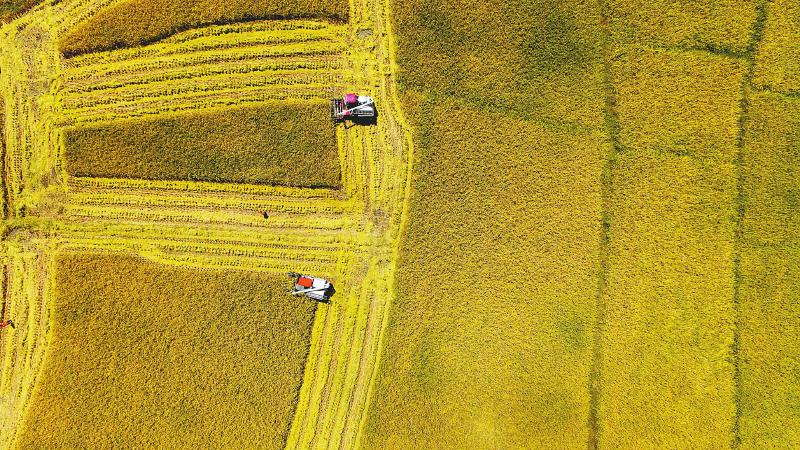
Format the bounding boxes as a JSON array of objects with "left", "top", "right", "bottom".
[{"left": 0, "top": 319, "right": 14, "bottom": 330}]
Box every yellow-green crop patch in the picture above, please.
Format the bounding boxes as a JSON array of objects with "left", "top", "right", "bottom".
[
  {"left": 738, "top": 245, "right": 800, "bottom": 447},
  {"left": 363, "top": 97, "right": 604, "bottom": 448},
  {"left": 64, "top": 101, "right": 341, "bottom": 188},
  {"left": 752, "top": 0, "right": 800, "bottom": 94},
  {"left": 601, "top": 148, "right": 738, "bottom": 447},
  {"left": 738, "top": 90, "right": 800, "bottom": 447},
  {"left": 609, "top": 46, "right": 747, "bottom": 161},
  {"left": 17, "top": 252, "right": 316, "bottom": 448},
  {"left": 391, "top": 0, "right": 605, "bottom": 127},
  {"left": 740, "top": 90, "right": 800, "bottom": 246},
  {"left": 0, "top": 0, "right": 41, "bottom": 22},
  {"left": 599, "top": 47, "right": 744, "bottom": 446},
  {"left": 606, "top": 0, "right": 758, "bottom": 53},
  {"left": 60, "top": 0, "right": 349, "bottom": 56}
]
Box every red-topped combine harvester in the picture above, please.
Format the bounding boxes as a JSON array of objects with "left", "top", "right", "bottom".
[
  {"left": 288, "top": 272, "right": 335, "bottom": 303},
  {"left": 331, "top": 93, "right": 377, "bottom": 125}
]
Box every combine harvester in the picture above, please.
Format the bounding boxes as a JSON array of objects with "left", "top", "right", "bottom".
[
  {"left": 331, "top": 93, "right": 377, "bottom": 125},
  {"left": 288, "top": 272, "right": 335, "bottom": 302}
]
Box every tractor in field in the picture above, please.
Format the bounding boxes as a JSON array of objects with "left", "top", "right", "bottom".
[
  {"left": 288, "top": 272, "right": 335, "bottom": 302},
  {"left": 331, "top": 93, "right": 377, "bottom": 125}
]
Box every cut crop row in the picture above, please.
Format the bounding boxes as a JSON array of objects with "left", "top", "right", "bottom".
[
  {"left": 66, "top": 21, "right": 345, "bottom": 68},
  {"left": 66, "top": 58, "right": 338, "bottom": 93},
  {"left": 63, "top": 39, "right": 344, "bottom": 83},
  {"left": 64, "top": 70, "right": 340, "bottom": 111},
  {"left": 60, "top": 204, "right": 357, "bottom": 231},
  {"left": 0, "top": 247, "right": 52, "bottom": 449},
  {"left": 59, "top": 0, "right": 349, "bottom": 56},
  {"left": 65, "top": 190, "right": 353, "bottom": 216},
  {"left": 67, "top": 175, "right": 342, "bottom": 198}
]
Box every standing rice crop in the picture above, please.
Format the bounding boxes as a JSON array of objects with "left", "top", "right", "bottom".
[
  {"left": 16, "top": 252, "right": 317, "bottom": 448},
  {"left": 64, "top": 101, "right": 341, "bottom": 188}
]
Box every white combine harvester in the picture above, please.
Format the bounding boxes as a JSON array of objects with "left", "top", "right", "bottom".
[{"left": 288, "top": 272, "right": 335, "bottom": 302}]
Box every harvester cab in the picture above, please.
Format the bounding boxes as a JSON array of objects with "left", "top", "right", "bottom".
[
  {"left": 331, "top": 93, "right": 376, "bottom": 125},
  {"left": 288, "top": 272, "right": 334, "bottom": 303}
]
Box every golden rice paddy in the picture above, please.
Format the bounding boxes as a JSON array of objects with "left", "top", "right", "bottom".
[{"left": 0, "top": 0, "right": 797, "bottom": 448}]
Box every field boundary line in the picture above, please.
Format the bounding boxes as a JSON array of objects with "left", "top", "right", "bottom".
[
  {"left": 731, "top": 2, "right": 769, "bottom": 448},
  {"left": 587, "top": 1, "right": 623, "bottom": 448}
]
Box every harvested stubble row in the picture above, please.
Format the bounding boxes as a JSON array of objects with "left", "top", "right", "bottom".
[
  {"left": 65, "top": 21, "right": 342, "bottom": 68},
  {"left": 17, "top": 252, "right": 317, "bottom": 448},
  {"left": 59, "top": 0, "right": 349, "bottom": 56},
  {"left": 63, "top": 101, "right": 340, "bottom": 188}
]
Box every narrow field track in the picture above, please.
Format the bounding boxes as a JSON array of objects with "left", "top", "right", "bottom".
[{"left": 0, "top": 0, "right": 413, "bottom": 447}]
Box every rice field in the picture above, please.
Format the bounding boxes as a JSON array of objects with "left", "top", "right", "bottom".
[
  {"left": 364, "top": 0, "right": 800, "bottom": 448},
  {"left": 17, "top": 252, "right": 316, "bottom": 448},
  {"left": 752, "top": 0, "right": 799, "bottom": 94},
  {"left": 0, "top": 1, "right": 41, "bottom": 22},
  {"left": 64, "top": 102, "right": 340, "bottom": 187},
  {"left": 59, "top": 0, "right": 349, "bottom": 56},
  {"left": 0, "top": 0, "right": 798, "bottom": 448},
  {"left": 0, "top": 0, "right": 411, "bottom": 447},
  {"left": 737, "top": 90, "right": 800, "bottom": 448},
  {"left": 363, "top": 97, "right": 605, "bottom": 448}
]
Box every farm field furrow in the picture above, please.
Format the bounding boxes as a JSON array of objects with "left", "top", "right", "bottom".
[
  {"left": 59, "top": 28, "right": 347, "bottom": 124},
  {"left": 65, "top": 21, "right": 343, "bottom": 68},
  {"left": 61, "top": 86, "right": 340, "bottom": 126},
  {"left": 59, "top": 0, "right": 349, "bottom": 56}
]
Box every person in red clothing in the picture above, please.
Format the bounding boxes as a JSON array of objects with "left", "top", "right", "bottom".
[{"left": 0, "top": 319, "right": 14, "bottom": 329}]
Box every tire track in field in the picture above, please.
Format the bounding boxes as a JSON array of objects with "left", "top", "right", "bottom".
[
  {"left": 588, "top": 2, "right": 620, "bottom": 448},
  {"left": 284, "top": 0, "right": 416, "bottom": 444}
]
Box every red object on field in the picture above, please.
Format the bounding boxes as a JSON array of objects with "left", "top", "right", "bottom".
[
  {"left": 0, "top": 319, "right": 13, "bottom": 329},
  {"left": 344, "top": 93, "right": 357, "bottom": 104},
  {"left": 297, "top": 276, "right": 314, "bottom": 288}
]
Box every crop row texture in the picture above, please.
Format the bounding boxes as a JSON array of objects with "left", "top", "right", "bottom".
[
  {"left": 63, "top": 101, "right": 341, "bottom": 188},
  {"left": 59, "top": 0, "right": 349, "bottom": 56},
  {"left": 752, "top": 0, "right": 800, "bottom": 94},
  {"left": 737, "top": 90, "right": 800, "bottom": 447}
]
